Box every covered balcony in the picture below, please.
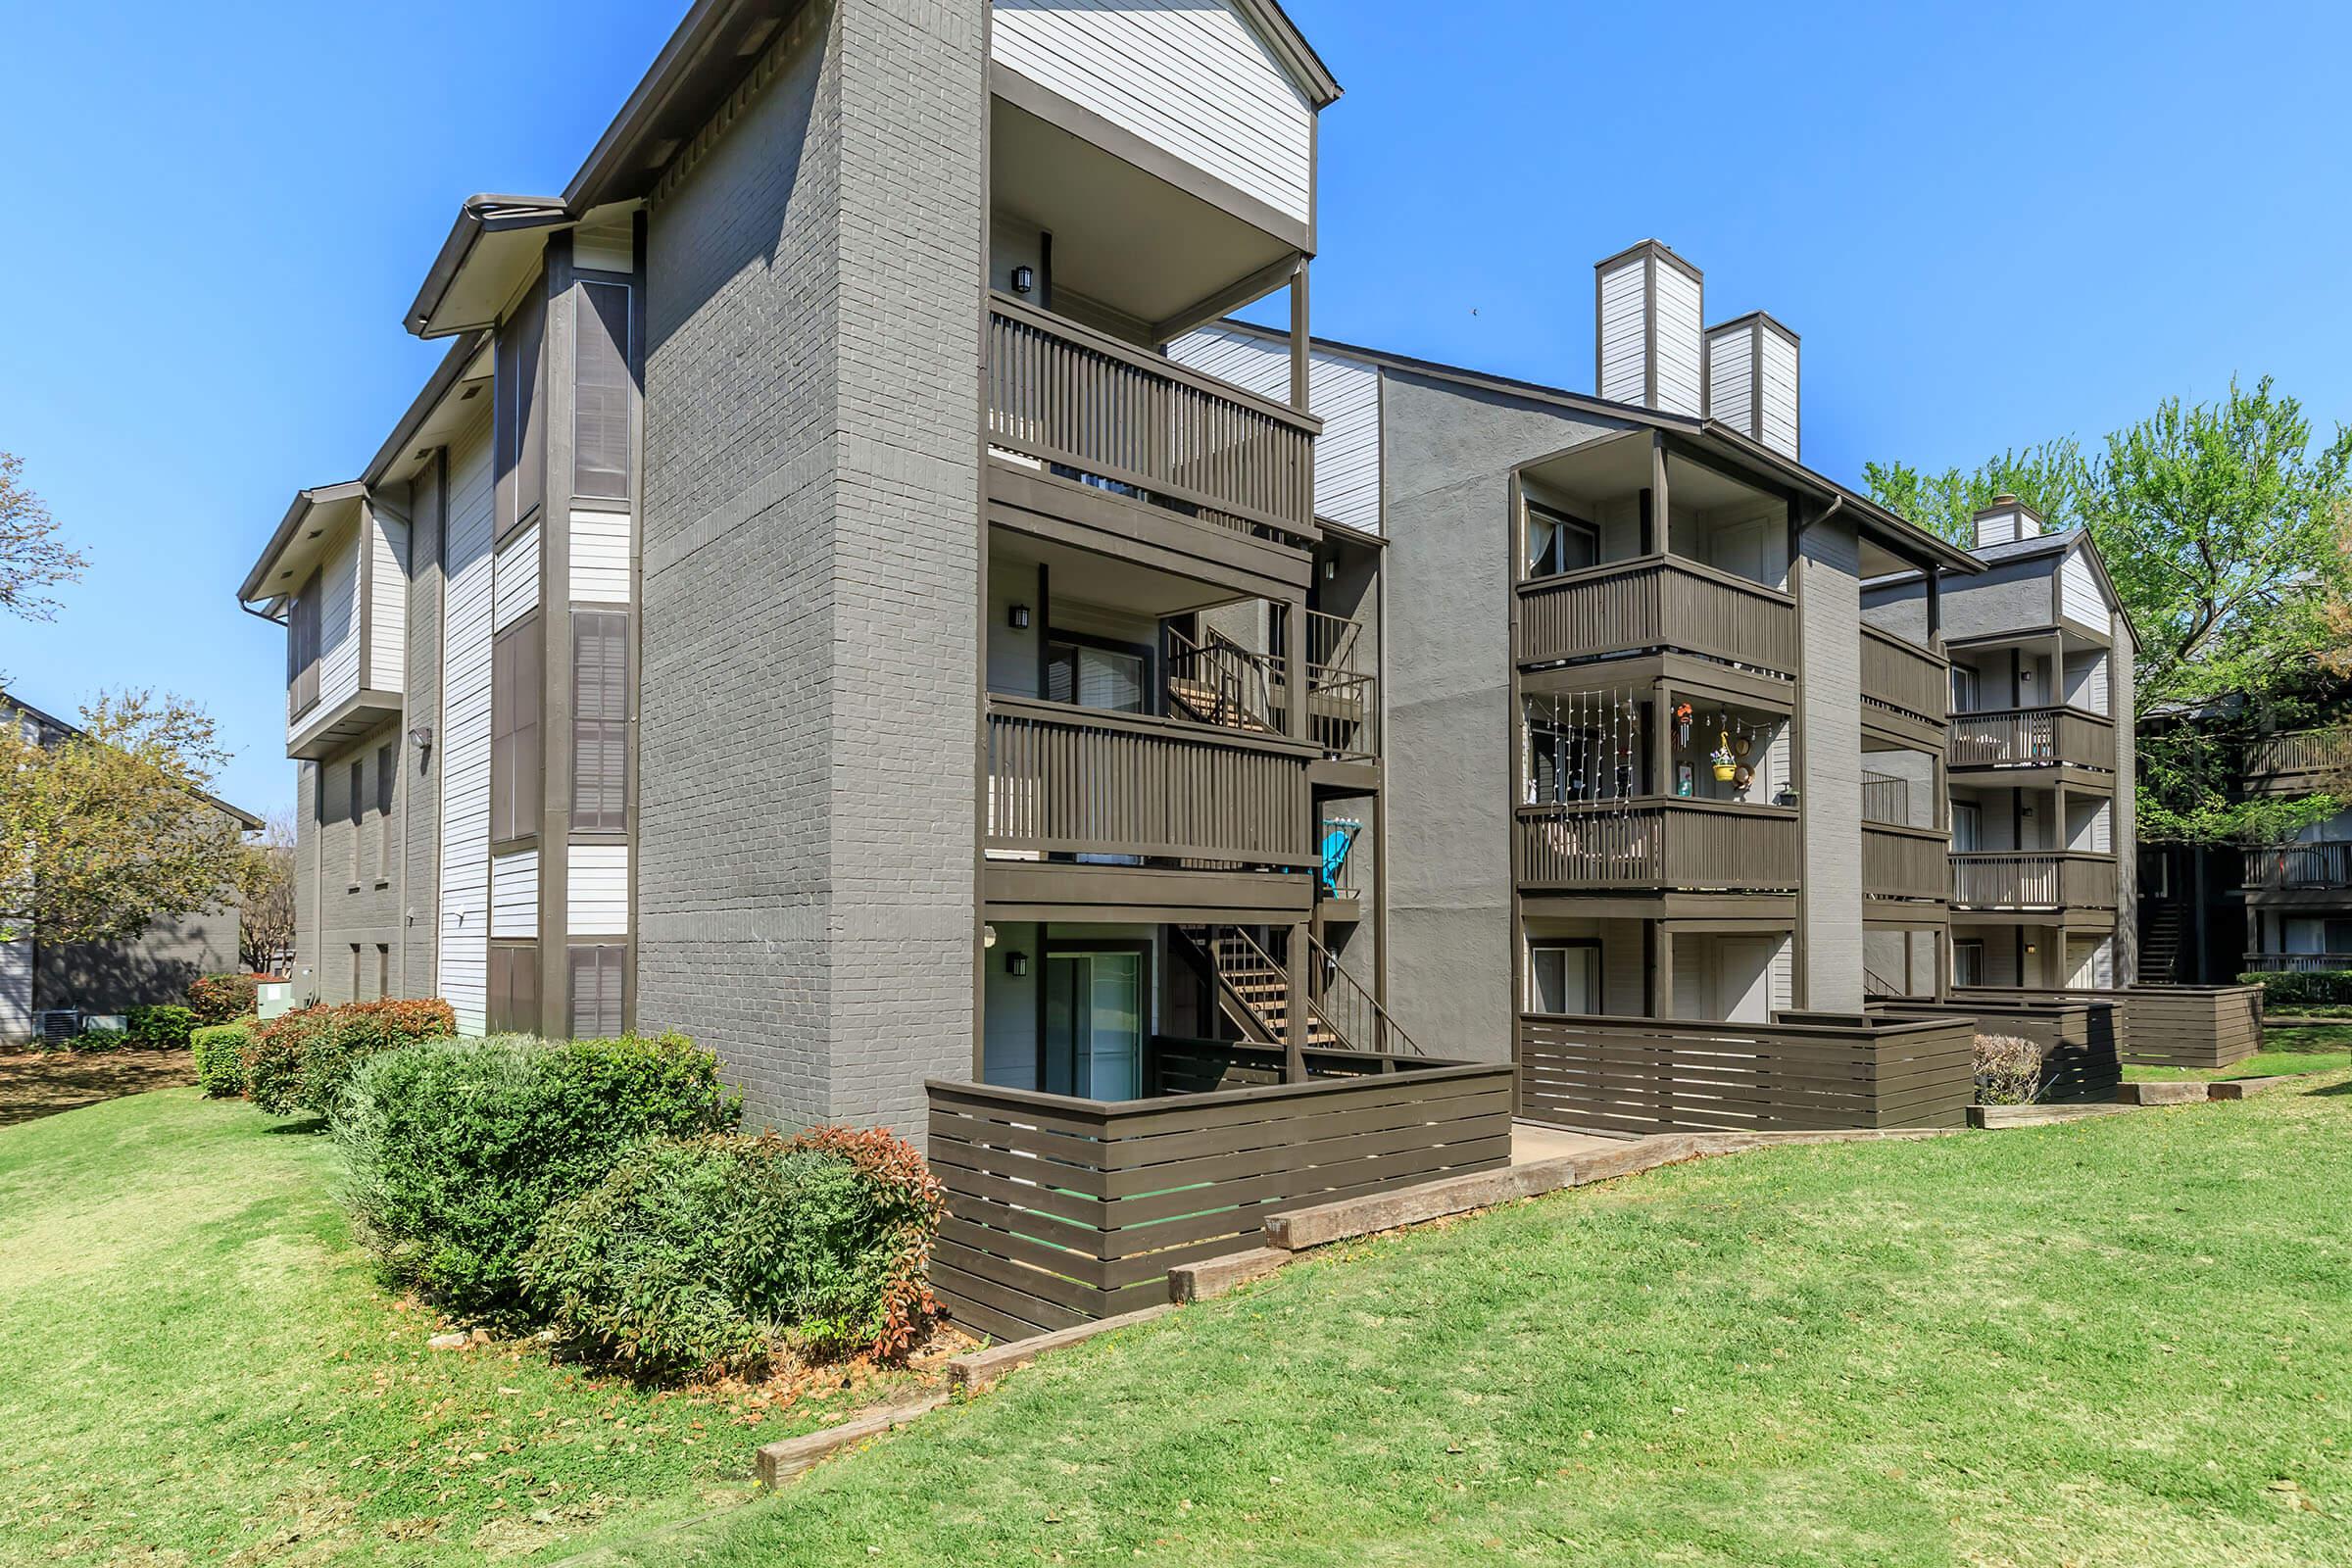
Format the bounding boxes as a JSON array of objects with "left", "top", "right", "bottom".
[
  {"left": 1860, "top": 622, "right": 1950, "bottom": 749},
  {"left": 238, "top": 481, "right": 407, "bottom": 760},
  {"left": 2244, "top": 841, "right": 2352, "bottom": 896},
  {"left": 2244, "top": 727, "right": 2352, "bottom": 796},
  {"left": 1944, "top": 626, "right": 2118, "bottom": 784},
  {"left": 1950, "top": 852, "right": 2119, "bottom": 913},
  {"left": 1948, "top": 706, "right": 2117, "bottom": 779}
]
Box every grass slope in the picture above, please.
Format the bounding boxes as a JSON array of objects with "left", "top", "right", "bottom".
[
  {"left": 609, "top": 1078, "right": 2352, "bottom": 1568},
  {"left": 0, "top": 1091, "right": 909, "bottom": 1566}
]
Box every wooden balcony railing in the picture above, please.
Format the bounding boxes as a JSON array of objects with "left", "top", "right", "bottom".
[
  {"left": 1517, "top": 798, "right": 1799, "bottom": 892},
  {"left": 1864, "top": 824, "right": 1950, "bottom": 903},
  {"left": 1948, "top": 707, "right": 2115, "bottom": 772},
  {"left": 1515, "top": 555, "right": 1797, "bottom": 678},
  {"left": 2243, "top": 842, "right": 2352, "bottom": 892},
  {"left": 2241, "top": 952, "right": 2352, "bottom": 972},
  {"left": 1860, "top": 623, "right": 1948, "bottom": 729},
  {"left": 2245, "top": 727, "right": 2352, "bottom": 793},
  {"left": 984, "top": 294, "right": 1318, "bottom": 542},
  {"left": 984, "top": 696, "right": 1312, "bottom": 867},
  {"left": 1950, "top": 851, "right": 2118, "bottom": 909}
]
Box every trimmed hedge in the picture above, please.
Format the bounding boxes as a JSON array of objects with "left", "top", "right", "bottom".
[
  {"left": 125, "top": 1004, "right": 197, "bottom": 1049},
  {"left": 519, "top": 1127, "right": 944, "bottom": 1377},
  {"left": 243, "top": 999, "right": 457, "bottom": 1117},
  {"left": 2240, "top": 970, "right": 2352, "bottom": 1009},
  {"left": 333, "top": 1033, "right": 739, "bottom": 1315},
  {"left": 191, "top": 1022, "right": 255, "bottom": 1098},
  {"left": 187, "top": 974, "right": 260, "bottom": 1026}
]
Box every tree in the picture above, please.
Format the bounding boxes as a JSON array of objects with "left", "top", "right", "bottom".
[
  {"left": 234, "top": 810, "right": 297, "bottom": 974},
  {"left": 1869, "top": 377, "right": 2352, "bottom": 847},
  {"left": 0, "top": 690, "right": 247, "bottom": 947},
  {"left": 0, "top": 452, "right": 88, "bottom": 622}
]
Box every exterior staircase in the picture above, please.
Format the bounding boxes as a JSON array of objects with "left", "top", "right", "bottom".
[
  {"left": 2139, "top": 901, "right": 2184, "bottom": 983},
  {"left": 1177, "top": 925, "right": 1424, "bottom": 1058},
  {"left": 1164, "top": 627, "right": 1275, "bottom": 735}
]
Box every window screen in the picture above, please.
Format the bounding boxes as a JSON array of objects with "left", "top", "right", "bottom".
[
  {"left": 488, "top": 943, "right": 539, "bottom": 1036},
  {"left": 497, "top": 281, "right": 547, "bottom": 537},
  {"left": 491, "top": 616, "right": 542, "bottom": 844},
  {"left": 1525, "top": 506, "right": 1597, "bottom": 578},
  {"left": 574, "top": 282, "right": 633, "bottom": 500},
  {"left": 569, "top": 945, "right": 625, "bottom": 1039},
  {"left": 375, "top": 741, "right": 396, "bottom": 881},
  {"left": 572, "top": 610, "right": 628, "bottom": 832},
  {"left": 288, "top": 570, "right": 322, "bottom": 716}
]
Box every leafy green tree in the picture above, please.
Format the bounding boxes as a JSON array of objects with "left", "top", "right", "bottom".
[{"left": 1861, "top": 440, "right": 2087, "bottom": 547}]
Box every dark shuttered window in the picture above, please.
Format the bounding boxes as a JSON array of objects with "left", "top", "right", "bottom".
[
  {"left": 572, "top": 610, "right": 628, "bottom": 832},
  {"left": 287, "top": 570, "right": 322, "bottom": 718},
  {"left": 573, "top": 282, "right": 632, "bottom": 500},
  {"left": 568, "top": 945, "right": 625, "bottom": 1040},
  {"left": 488, "top": 943, "right": 539, "bottom": 1036},
  {"left": 496, "top": 281, "right": 547, "bottom": 539},
  {"left": 375, "top": 741, "right": 396, "bottom": 882},
  {"left": 347, "top": 760, "right": 364, "bottom": 884},
  {"left": 491, "top": 615, "right": 541, "bottom": 845}
]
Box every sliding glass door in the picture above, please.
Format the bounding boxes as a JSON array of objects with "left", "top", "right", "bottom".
[{"left": 1044, "top": 950, "right": 1144, "bottom": 1102}]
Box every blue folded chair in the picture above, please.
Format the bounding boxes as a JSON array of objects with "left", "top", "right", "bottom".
[{"left": 1320, "top": 819, "right": 1361, "bottom": 897}]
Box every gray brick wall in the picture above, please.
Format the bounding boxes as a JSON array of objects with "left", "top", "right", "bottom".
[
  {"left": 310, "top": 721, "right": 405, "bottom": 1003},
  {"left": 403, "top": 464, "right": 445, "bottom": 999},
  {"left": 294, "top": 758, "right": 318, "bottom": 995},
  {"left": 637, "top": 0, "right": 984, "bottom": 1139},
  {"left": 1798, "top": 517, "right": 1866, "bottom": 1011}
]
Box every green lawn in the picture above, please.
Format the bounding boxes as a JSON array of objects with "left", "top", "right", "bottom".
[
  {"left": 0, "top": 1090, "right": 921, "bottom": 1567},
  {"left": 595, "top": 1076, "right": 2352, "bottom": 1568},
  {"left": 2126, "top": 1023, "right": 2352, "bottom": 1082}
]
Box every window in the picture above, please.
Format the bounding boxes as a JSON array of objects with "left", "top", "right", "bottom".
[
  {"left": 1525, "top": 505, "right": 1597, "bottom": 579},
  {"left": 572, "top": 610, "right": 628, "bottom": 832},
  {"left": 574, "top": 282, "right": 633, "bottom": 500},
  {"left": 348, "top": 760, "right": 364, "bottom": 885},
  {"left": 1952, "top": 940, "right": 1985, "bottom": 988},
  {"left": 491, "top": 616, "right": 542, "bottom": 845},
  {"left": 1951, "top": 801, "right": 1982, "bottom": 853},
  {"left": 1529, "top": 721, "right": 1620, "bottom": 805},
  {"left": 489, "top": 944, "right": 539, "bottom": 1035},
  {"left": 287, "top": 570, "right": 322, "bottom": 717},
  {"left": 496, "top": 280, "right": 547, "bottom": 538},
  {"left": 350, "top": 944, "right": 364, "bottom": 1001},
  {"left": 1950, "top": 663, "right": 1982, "bottom": 714},
  {"left": 376, "top": 945, "right": 390, "bottom": 1002},
  {"left": 1529, "top": 941, "right": 1601, "bottom": 1015},
  {"left": 375, "top": 741, "right": 396, "bottom": 883},
  {"left": 1046, "top": 637, "right": 1148, "bottom": 713},
  {"left": 569, "top": 945, "right": 626, "bottom": 1039}
]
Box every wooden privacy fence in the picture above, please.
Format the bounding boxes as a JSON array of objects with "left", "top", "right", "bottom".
[
  {"left": 985, "top": 696, "right": 1312, "bottom": 866},
  {"left": 1860, "top": 623, "right": 1949, "bottom": 728},
  {"left": 1950, "top": 852, "right": 2117, "bottom": 909},
  {"left": 1952, "top": 985, "right": 2263, "bottom": 1071},
  {"left": 1949, "top": 707, "right": 2116, "bottom": 771},
  {"left": 1515, "top": 556, "right": 1798, "bottom": 677},
  {"left": 1517, "top": 799, "right": 1799, "bottom": 891},
  {"left": 985, "top": 294, "right": 1318, "bottom": 540},
  {"left": 1885, "top": 997, "right": 2120, "bottom": 1102},
  {"left": 1516, "top": 1012, "right": 1978, "bottom": 1137},
  {"left": 926, "top": 1060, "right": 1514, "bottom": 1342}
]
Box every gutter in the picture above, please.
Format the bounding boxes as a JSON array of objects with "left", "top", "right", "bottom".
[{"left": 404, "top": 195, "right": 570, "bottom": 339}]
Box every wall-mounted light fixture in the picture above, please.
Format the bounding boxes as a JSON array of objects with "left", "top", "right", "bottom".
[
  {"left": 1008, "top": 604, "right": 1031, "bottom": 630},
  {"left": 1005, "top": 952, "right": 1029, "bottom": 977},
  {"left": 1010, "top": 266, "right": 1036, "bottom": 296},
  {"left": 408, "top": 723, "right": 434, "bottom": 752},
  {"left": 1322, "top": 559, "right": 1337, "bottom": 582}
]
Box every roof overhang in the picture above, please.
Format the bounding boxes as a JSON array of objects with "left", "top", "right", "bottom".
[
  {"left": 405, "top": 195, "right": 571, "bottom": 338},
  {"left": 237, "top": 481, "right": 368, "bottom": 612}
]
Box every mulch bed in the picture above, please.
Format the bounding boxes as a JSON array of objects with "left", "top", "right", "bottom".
[{"left": 0, "top": 1048, "right": 197, "bottom": 1128}]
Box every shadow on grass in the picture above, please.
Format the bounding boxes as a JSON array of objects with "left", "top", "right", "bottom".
[{"left": 262, "top": 1116, "right": 330, "bottom": 1135}]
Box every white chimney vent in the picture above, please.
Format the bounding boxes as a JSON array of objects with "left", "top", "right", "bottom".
[
  {"left": 1973, "top": 495, "right": 2044, "bottom": 548},
  {"left": 1705, "top": 312, "right": 1800, "bottom": 459},
  {"left": 1594, "top": 240, "right": 1703, "bottom": 416}
]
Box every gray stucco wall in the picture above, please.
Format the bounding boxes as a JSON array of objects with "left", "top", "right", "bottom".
[
  {"left": 1938, "top": 560, "right": 2057, "bottom": 641},
  {"left": 1797, "top": 517, "right": 1866, "bottom": 1010},
  {"left": 35, "top": 905, "right": 242, "bottom": 1014},
  {"left": 402, "top": 464, "right": 444, "bottom": 999},
  {"left": 637, "top": 0, "right": 983, "bottom": 1140},
  {"left": 1379, "top": 369, "right": 1623, "bottom": 1061}
]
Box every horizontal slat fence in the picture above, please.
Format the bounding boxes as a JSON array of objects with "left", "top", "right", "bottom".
[
  {"left": 1885, "top": 998, "right": 2120, "bottom": 1102},
  {"left": 1949, "top": 707, "right": 2116, "bottom": 771},
  {"left": 1516, "top": 1012, "right": 1978, "bottom": 1137},
  {"left": 985, "top": 696, "right": 1311, "bottom": 866},
  {"left": 2240, "top": 953, "right": 2352, "bottom": 973},
  {"left": 927, "top": 1061, "right": 1514, "bottom": 1343},
  {"left": 1860, "top": 624, "right": 1949, "bottom": 727},
  {"left": 1516, "top": 556, "right": 1798, "bottom": 677},
  {"left": 985, "top": 294, "right": 1317, "bottom": 541},
  {"left": 1952, "top": 985, "right": 2264, "bottom": 1071},
  {"left": 1517, "top": 800, "right": 1799, "bottom": 891}
]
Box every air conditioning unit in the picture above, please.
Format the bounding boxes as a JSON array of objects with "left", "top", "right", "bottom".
[{"left": 34, "top": 1009, "right": 80, "bottom": 1043}]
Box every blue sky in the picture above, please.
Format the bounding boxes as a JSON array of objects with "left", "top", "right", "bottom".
[{"left": 2, "top": 0, "right": 2346, "bottom": 816}]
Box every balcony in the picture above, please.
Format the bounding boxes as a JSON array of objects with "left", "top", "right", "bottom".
[
  {"left": 2243, "top": 842, "right": 2352, "bottom": 896},
  {"left": 1950, "top": 852, "right": 2118, "bottom": 911},
  {"left": 1860, "top": 623, "right": 1948, "bottom": 741},
  {"left": 2242, "top": 952, "right": 2352, "bottom": 973},
  {"left": 2245, "top": 728, "right": 2352, "bottom": 796},
  {"left": 1948, "top": 707, "right": 2115, "bottom": 778},
  {"left": 1864, "top": 823, "right": 1949, "bottom": 904},
  {"left": 1515, "top": 556, "right": 1797, "bottom": 680},
  {"left": 1516, "top": 799, "right": 1799, "bottom": 894},
  {"left": 984, "top": 296, "right": 1318, "bottom": 553}
]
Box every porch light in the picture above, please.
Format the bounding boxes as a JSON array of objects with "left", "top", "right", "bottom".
[
  {"left": 1006, "top": 952, "right": 1029, "bottom": 977},
  {"left": 1322, "top": 559, "right": 1337, "bottom": 581},
  {"left": 1010, "top": 266, "right": 1035, "bottom": 295},
  {"left": 1008, "top": 604, "right": 1031, "bottom": 631}
]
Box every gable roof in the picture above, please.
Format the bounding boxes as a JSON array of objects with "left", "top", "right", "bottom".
[{"left": 0, "top": 691, "right": 265, "bottom": 830}]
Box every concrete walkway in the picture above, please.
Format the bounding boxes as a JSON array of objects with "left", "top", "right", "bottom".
[{"left": 1511, "top": 1122, "right": 1629, "bottom": 1166}]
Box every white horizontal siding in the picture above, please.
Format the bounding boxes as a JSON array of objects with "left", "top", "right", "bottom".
[
  {"left": 1759, "top": 328, "right": 1799, "bottom": 458},
  {"left": 1705, "top": 326, "right": 1752, "bottom": 431},
  {"left": 1164, "top": 326, "right": 1382, "bottom": 531},
  {"left": 0, "top": 937, "right": 29, "bottom": 1042},
  {"left": 2061, "top": 544, "right": 2104, "bottom": 628},
  {"left": 1653, "top": 264, "right": 1704, "bottom": 417},
  {"left": 1769, "top": 936, "right": 1794, "bottom": 1013},
  {"left": 992, "top": 0, "right": 1314, "bottom": 226},
  {"left": 315, "top": 525, "right": 363, "bottom": 721},
  {"left": 369, "top": 511, "right": 409, "bottom": 690},
  {"left": 569, "top": 510, "right": 632, "bottom": 604},
  {"left": 437, "top": 414, "right": 496, "bottom": 1035},
  {"left": 567, "top": 844, "right": 629, "bottom": 937},
  {"left": 1597, "top": 258, "right": 1646, "bottom": 405},
  {"left": 493, "top": 520, "right": 540, "bottom": 632},
  {"left": 491, "top": 848, "right": 538, "bottom": 939}
]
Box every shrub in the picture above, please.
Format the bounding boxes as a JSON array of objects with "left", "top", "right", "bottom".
[
  {"left": 124, "top": 1004, "right": 197, "bottom": 1049},
  {"left": 334, "top": 1033, "right": 739, "bottom": 1315},
  {"left": 519, "top": 1126, "right": 944, "bottom": 1378},
  {"left": 243, "top": 999, "right": 456, "bottom": 1117},
  {"left": 191, "top": 1022, "right": 255, "bottom": 1098},
  {"left": 186, "top": 974, "right": 260, "bottom": 1026},
  {"left": 2239, "top": 969, "right": 2352, "bottom": 1009},
  {"left": 1974, "top": 1033, "right": 2042, "bottom": 1105}
]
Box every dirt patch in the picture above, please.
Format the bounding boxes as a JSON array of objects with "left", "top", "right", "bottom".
[{"left": 0, "top": 1049, "right": 197, "bottom": 1127}]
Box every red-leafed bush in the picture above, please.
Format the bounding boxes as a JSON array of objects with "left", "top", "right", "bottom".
[
  {"left": 784, "top": 1124, "right": 947, "bottom": 1358},
  {"left": 185, "top": 973, "right": 260, "bottom": 1026},
  {"left": 243, "top": 998, "right": 457, "bottom": 1117}
]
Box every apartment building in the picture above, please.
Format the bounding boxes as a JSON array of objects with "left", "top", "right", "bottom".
[
  {"left": 2235, "top": 726, "right": 2352, "bottom": 973},
  {"left": 1862, "top": 498, "right": 2139, "bottom": 990}
]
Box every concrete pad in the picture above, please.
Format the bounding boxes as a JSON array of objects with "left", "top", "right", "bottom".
[
  {"left": 2208, "top": 1075, "right": 2303, "bottom": 1101},
  {"left": 1167, "top": 1248, "right": 1291, "bottom": 1303},
  {"left": 944, "top": 1302, "right": 1177, "bottom": 1390},
  {"left": 1512, "top": 1123, "right": 1626, "bottom": 1165},
  {"left": 755, "top": 1392, "right": 953, "bottom": 1486},
  {"left": 2118, "top": 1081, "right": 2210, "bottom": 1106}
]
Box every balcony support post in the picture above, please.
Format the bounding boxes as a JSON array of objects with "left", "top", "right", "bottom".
[
  {"left": 1289, "top": 260, "right": 1311, "bottom": 413},
  {"left": 1926, "top": 564, "right": 1943, "bottom": 644},
  {"left": 1284, "top": 920, "right": 1311, "bottom": 1084},
  {"left": 1648, "top": 924, "right": 1675, "bottom": 1020},
  {"left": 1649, "top": 431, "right": 1670, "bottom": 552},
  {"left": 1283, "top": 593, "right": 1310, "bottom": 744}
]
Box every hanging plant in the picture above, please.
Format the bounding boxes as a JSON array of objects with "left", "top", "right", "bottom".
[{"left": 1710, "top": 730, "right": 1737, "bottom": 782}]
